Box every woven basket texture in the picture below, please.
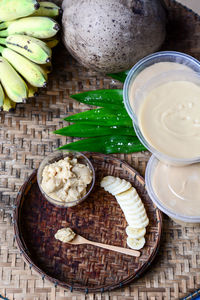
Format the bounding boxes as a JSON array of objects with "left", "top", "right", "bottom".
[
  {"left": 14, "top": 154, "right": 162, "bottom": 293},
  {"left": 0, "top": 0, "right": 200, "bottom": 299}
]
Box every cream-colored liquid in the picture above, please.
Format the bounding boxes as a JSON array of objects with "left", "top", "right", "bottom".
[
  {"left": 130, "top": 62, "right": 200, "bottom": 159},
  {"left": 153, "top": 161, "right": 200, "bottom": 216},
  {"left": 130, "top": 62, "right": 195, "bottom": 114},
  {"left": 139, "top": 81, "right": 200, "bottom": 158}
]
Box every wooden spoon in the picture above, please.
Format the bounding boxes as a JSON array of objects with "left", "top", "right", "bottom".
[{"left": 68, "top": 234, "right": 141, "bottom": 257}]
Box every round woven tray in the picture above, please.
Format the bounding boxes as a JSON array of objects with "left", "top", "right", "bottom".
[{"left": 14, "top": 153, "right": 162, "bottom": 293}]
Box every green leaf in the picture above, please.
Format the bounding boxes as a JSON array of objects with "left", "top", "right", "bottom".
[
  {"left": 107, "top": 70, "right": 129, "bottom": 83},
  {"left": 64, "top": 107, "right": 132, "bottom": 127},
  {"left": 54, "top": 124, "right": 135, "bottom": 137},
  {"left": 58, "top": 135, "right": 146, "bottom": 154},
  {"left": 71, "top": 89, "right": 123, "bottom": 109}
]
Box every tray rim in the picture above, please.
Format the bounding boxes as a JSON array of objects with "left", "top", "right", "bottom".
[{"left": 13, "top": 153, "right": 163, "bottom": 293}]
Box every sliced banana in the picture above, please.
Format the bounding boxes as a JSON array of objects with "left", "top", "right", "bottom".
[
  {"left": 100, "top": 176, "right": 116, "bottom": 188},
  {"left": 117, "top": 196, "right": 141, "bottom": 207},
  {"left": 109, "top": 179, "right": 131, "bottom": 195},
  {"left": 106, "top": 177, "right": 121, "bottom": 188},
  {"left": 101, "top": 176, "right": 132, "bottom": 196},
  {"left": 100, "top": 175, "right": 149, "bottom": 251},
  {"left": 127, "top": 236, "right": 146, "bottom": 250},
  {"left": 118, "top": 198, "right": 144, "bottom": 211},
  {"left": 126, "top": 213, "right": 148, "bottom": 225},
  {"left": 106, "top": 178, "right": 125, "bottom": 195},
  {"left": 126, "top": 226, "right": 146, "bottom": 239},
  {"left": 124, "top": 204, "right": 146, "bottom": 216},
  {"left": 116, "top": 187, "right": 138, "bottom": 200},
  {"left": 125, "top": 210, "right": 147, "bottom": 221},
  {"left": 127, "top": 218, "right": 149, "bottom": 228}
]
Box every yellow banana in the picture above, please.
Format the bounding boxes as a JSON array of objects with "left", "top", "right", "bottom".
[
  {"left": 3, "top": 95, "right": 16, "bottom": 112},
  {"left": 32, "top": 1, "right": 62, "bottom": 18},
  {"left": 0, "top": 55, "right": 27, "bottom": 103},
  {"left": 2, "top": 48, "right": 47, "bottom": 88},
  {"left": 0, "top": 83, "right": 4, "bottom": 110},
  {"left": 1, "top": 34, "right": 52, "bottom": 64},
  {"left": 27, "top": 83, "right": 39, "bottom": 97},
  {"left": 0, "top": 17, "right": 60, "bottom": 39},
  {"left": 45, "top": 37, "right": 59, "bottom": 48}
]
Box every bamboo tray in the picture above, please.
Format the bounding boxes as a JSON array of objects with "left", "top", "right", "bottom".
[{"left": 13, "top": 153, "right": 162, "bottom": 293}]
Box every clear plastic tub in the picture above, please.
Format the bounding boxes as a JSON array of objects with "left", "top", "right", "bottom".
[
  {"left": 37, "top": 150, "right": 95, "bottom": 208},
  {"left": 145, "top": 155, "right": 200, "bottom": 226},
  {"left": 123, "top": 51, "right": 200, "bottom": 166}
]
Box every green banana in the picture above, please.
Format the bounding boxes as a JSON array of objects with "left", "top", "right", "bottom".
[
  {"left": 32, "top": 61, "right": 48, "bottom": 80},
  {"left": 0, "top": 17, "right": 60, "bottom": 39},
  {"left": 0, "top": 83, "right": 4, "bottom": 110},
  {"left": 0, "top": 21, "right": 13, "bottom": 31},
  {"left": 32, "top": 1, "right": 62, "bottom": 18},
  {"left": 45, "top": 37, "right": 59, "bottom": 48},
  {"left": 0, "top": 55, "right": 27, "bottom": 103},
  {"left": 1, "top": 47, "right": 47, "bottom": 88},
  {"left": 0, "top": 34, "right": 52, "bottom": 64},
  {"left": 27, "top": 83, "right": 39, "bottom": 97},
  {"left": 0, "top": 0, "right": 39, "bottom": 21},
  {"left": 3, "top": 95, "right": 16, "bottom": 112}
]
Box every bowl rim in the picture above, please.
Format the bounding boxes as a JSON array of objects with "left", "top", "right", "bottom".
[
  {"left": 145, "top": 155, "right": 200, "bottom": 223},
  {"left": 123, "top": 50, "right": 200, "bottom": 165},
  {"left": 37, "top": 150, "right": 95, "bottom": 207}
]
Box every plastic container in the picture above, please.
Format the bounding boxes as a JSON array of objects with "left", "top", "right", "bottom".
[
  {"left": 145, "top": 155, "right": 200, "bottom": 226},
  {"left": 123, "top": 51, "right": 200, "bottom": 166},
  {"left": 37, "top": 150, "right": 95, "bottom": 208}
]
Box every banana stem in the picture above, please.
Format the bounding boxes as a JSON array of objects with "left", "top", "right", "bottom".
[
  {"left": 0, "top": 30, "right": 8, "bottom": 37},
  {"left": 0, "top": 38, "right": 6, "bottom": 46}
]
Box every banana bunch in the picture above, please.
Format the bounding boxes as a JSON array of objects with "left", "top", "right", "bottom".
[
  {"left": 101, "top": 176, "right": 149, "bottom": 250},
  {"left": 0, "top": 0, "right": 61, "bottom": 112}
]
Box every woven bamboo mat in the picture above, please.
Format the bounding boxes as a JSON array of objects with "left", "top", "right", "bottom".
[{"left": 0, "top": 0, "right": 200, "bottom": 299}]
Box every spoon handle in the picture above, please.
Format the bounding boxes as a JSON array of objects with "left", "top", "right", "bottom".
[{"left": 87, "top": 240, "right": 140, "bottom": 257}]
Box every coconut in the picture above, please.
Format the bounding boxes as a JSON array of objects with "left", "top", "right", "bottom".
[{"left": 62, "top": 0, "right": 166, "bottom": 73}]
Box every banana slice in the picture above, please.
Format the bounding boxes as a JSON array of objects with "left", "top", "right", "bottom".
[
  {"left": 126, "top": 226, "right": 146, "bottom": 239},
  {"left": 101, "top": 177, "right": 132, "bottom": 196},
  {"left": 125, "top": 210, "right": 147, "bottom": 221},
  {"left": 127, "top": 218, "right": 149, "bottom": 228},
  {"left": 116, "top": 187, "right": 138, "bottom": 200},
  {"left": 124, "top": 204, "right": 146, "bottom": 216},
  {"left": 106, "top": 177, "right": 124, "bottom": 194},
  {"left": 117, "top": 196, "right": 140, "bottom": 207},
  {"left": 100, "top": 176, "right": 116, "bottom": 188},
  {"left": 109, "top": 179, "right": 131, "bottom": 195},
  {"left": 116, "top": 189, "right": 141, "bottom": 206},
  {"left": 105, "top": 178, "right": 122, "bottom": 193},
  {"left": 126, "top": 213, "right": 148, "bottom": 225},
  {"left": 127, "top": 236, "right": 145, "bottom": 250},
  {"left": 117, "top": 198, "right": 144, "bottom": 211}
]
